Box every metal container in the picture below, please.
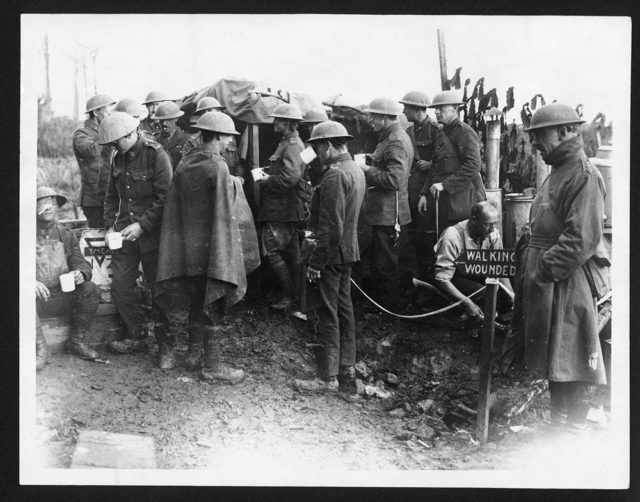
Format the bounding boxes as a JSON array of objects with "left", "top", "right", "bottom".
[
  {"left": 485, "top": 188, "right": 502, "bottom": 238},
  {"left": 504, "top": 194, "right": 534, "bottom": 248}
]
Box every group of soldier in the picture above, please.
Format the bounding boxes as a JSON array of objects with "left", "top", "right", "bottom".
[{"left": 35, "top": 87, "right": 609, "bottom": 430}]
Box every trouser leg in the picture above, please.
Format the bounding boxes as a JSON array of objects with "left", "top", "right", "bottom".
[
  {"left": 337, "top": 264, "right": 356, "bottom": 369},
  {"left": 370, "top": 225, "right": 400, "bottom": 302},
  {"left": 316, "top": 265, "right": 341, "bottom": 380},
  {"left": 67, "top": 281, "right": 101, "bottom": 359},
  {"left": 82, "top": 206, "right": 105, "bottom": 228},
  {"left": 35, "top": 313, "right": 49, "bottom": 370},
  {"left": 565, "top": 381, "right": 591, "bottom": 426},
  {"left": 548, "top": 380, "right": 568, "bottom": 425},
  {"left": 184, "top": 275, "right": 206, "bottom": 370},
  {"left": 110, "top": 241, "right": 144, "bottom": 338},
  {"left": 201, "top": 297, "right": 245, "bottom": 384},
  {"left": 282, "top": 231, "right": 301, "bottom": 300}
]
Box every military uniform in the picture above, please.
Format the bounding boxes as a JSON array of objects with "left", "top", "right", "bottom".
[
  {"left": 257, "top": 130, "right": 305, "bottom": 305},
  {"left": 419, "top": 117, "right": 486, "bottom": 234},
  {"left": 400, "top": 116, "right": 440, "bottom": 280},
  {"left": 72, "top": 118, "right": 113, "bottom": 227},
  {"left": 140, "top": 117, "right": 161, "bottom": 138},
  {"left": 362, "top": 121, "right": 413, "bottom": 299},
  {"left": 103, "top": 134, "right": 173, "bottom": 339},
  {"left": 157, "top": 127, "right": 190, "bottom": 170},
  {"left": 307, "top": 152, "right": 365, "bottom": 380}
]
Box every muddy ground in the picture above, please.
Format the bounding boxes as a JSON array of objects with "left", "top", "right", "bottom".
[{"left": 34, "top": 287, "right": 612, "bottom": 476}]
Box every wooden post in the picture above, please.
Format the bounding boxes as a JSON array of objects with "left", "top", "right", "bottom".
[
  {"left": 477, "top": 278, "right": 498, "bottom": 444},
  {"left": 437, "top": 29, "right": 449, "bottom": 91}
]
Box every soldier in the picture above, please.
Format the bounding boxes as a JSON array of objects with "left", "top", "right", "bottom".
[
  {"left": 72, "top": 94, "right": 115, "bottom": 228},
  {"left": 156, "top": 111, "right": 260, "bottom": 382},
  {"left": 418, "top": 91, "right": 486, "bottom": 238},
  {"left": 294, "top": 121, "right": 365, "bottom": 394},
  {"left": 256, "top": 102, "right": 306, "bottom": 310},
  {"left": 36, "top": 187, "right": 102, "bottom": 369},
  {"left": 182, "top": 97, "right": 244, "bottom": 178},
  {"left": 519, "top": 103, "right": 609, "bottom": 430},
  {"left": 151, "top": 101, "right": 190, "bottom": 170},
  {"left": 358, "top": 97, "right": 413, "bottom": 306},
  {"left": 140, "top": 90, "right": 170, "bottom": 138},
  {"left": 299, "top": 108, "right": 330, "bottom": 186},
  {"left": 398, "top": 91, "right": 441, "bottom": 282},
  {"left": 434, "top": 202, "right": 513, "bottom": 336},
  {"left": 98, "top": 112, "right": 174, "bottom": 368}
]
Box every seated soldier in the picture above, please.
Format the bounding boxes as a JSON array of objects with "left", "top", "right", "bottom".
[
  {"left": 36, "top": 187, "right": 102, "bottom": 370},
  {"left": 433, "top": 201, "right": 513, "bottom": 334}
]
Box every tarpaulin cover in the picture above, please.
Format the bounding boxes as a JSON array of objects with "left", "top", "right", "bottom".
[{"left": 185, "top": 77, "right": 325, "bottom": 125}]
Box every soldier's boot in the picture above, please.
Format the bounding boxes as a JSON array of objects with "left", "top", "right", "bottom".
[
  {"left": 200, "top": 325, "right": 245, "bottom": 385},
  {"left": 183, "top": 320, "right": 204, "bottom": 371},
  {"left": 268, "top": 255, "right": 295, "bottom": 311},
  {"left": 36, "top": 330, "right": 50, "bottom": 371},
  {"left": 338, "top": 365, "right": 358, "bottom": 395},
  {"left": 65, "top": 328, "right": 99, "bottom": 360}
]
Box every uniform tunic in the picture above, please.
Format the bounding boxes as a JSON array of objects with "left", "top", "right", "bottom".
[
  {"left": 157, "top": 127, "right": 190, "bottom": 170},
  {"left": 363, "top": 121, "right": 413, "bottom": 226},
  {"left": 257, "top": 130, "right": 305, "bottom": 223},
  {"left": 520, "top": 136, "right": 607, "bottom": 384},
  {"left": 72, "top": 118, "right": 112, "bottom": 209},
  {"left": 140, "top": 117, "right": 161, "bottom": 138},
  {"left": 419, "top": 117, "right": 486, "bottom": 233}
]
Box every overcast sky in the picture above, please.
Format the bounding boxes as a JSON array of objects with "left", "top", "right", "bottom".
[{"left": 22, "top": 14, "right": 630, "bottom": 125}]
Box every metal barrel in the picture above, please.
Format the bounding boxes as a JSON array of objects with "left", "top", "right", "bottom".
[{"left": 504, "top": 195, "right": 534, "bottom": 248}]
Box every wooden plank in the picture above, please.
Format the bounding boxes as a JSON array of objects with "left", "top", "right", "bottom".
[
  {"left": 71, "top": 430, "right": 157, "bottom": 469},
  {"left": 40, "top": 306, "right": 120, "bottom": 353},
  {"left": 476, "top": 280, "right": 498, "bottom": 444}
]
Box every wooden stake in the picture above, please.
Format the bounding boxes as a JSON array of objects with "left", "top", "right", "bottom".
[
  {"left": 437, "top": 29, "right": 449, "bottom": 91},
  {"left": 477, "top": 278, "right": 498, "bottom": 444}
]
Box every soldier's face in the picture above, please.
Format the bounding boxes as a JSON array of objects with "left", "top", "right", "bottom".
[
  {"left": 435, "top": 105, "right": 457, "bottom": 124},
  {"left": 111, "top": 132, "right": 138, "bottom": 154},
  {"left": 369, "top": 113, "right": 387, "bottom": 132},
  {"left": 273, "top": 118, "right": 287, "bottom": 134},
  {"left": 37, "top": 196, "right": 58, "bottom": 222},
  {"left": 313, "top": 140, "right": 330, "bottom": 163},
  {"left": 95, "top": 105, "right": 112, "bottom": 124},
  {"left": 147, "top": 102, "right": 159, "bottom": 117},
  {"left": 160, "top": 118, "right": 177, "bottom": 137},
  {"left": 530, "top": 127, "right": 561, "bottom": 159},
  {"left": 470, "top": 211, "right": 498, "bottom": 239},
  {"left": 219, "top": 134, "right": 233, "bottom": 150},
  {"left": 402, "top": 105, "right": 419, "bottom": 123}
]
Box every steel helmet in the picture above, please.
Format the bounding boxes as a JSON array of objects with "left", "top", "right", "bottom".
[
  {"left": 113, "top": 98, "right": 147, "bottom": 118},
  {"left": 142, "top": 90, "right": 169, "bottom": 105},
  {"left": 196, "top": 96, "right": 224, "bottom": 113},
  {"left": 37, "top": 186, "right": 67, "bottom": 207},
  {"left": 98, "top": 112, "right": 140, "bottom": 144},
  {"left": 307, "top": 121, "right": 353, "bottom": 142},
  {"left": 301, "top": 108, "right": 329, "bottom": 124},
  {"left": 428, "top": 90, "right": 464, "bottom": 108},
  {"left": 525, "top": 103, "right": 586, "bottom": 131},
  {"left": 194, "top": 111, "right": 239, "bottom": 135},
  {"left": 363, "top": 97, "right": 402, "bottom": 116},
  {"left": 151, "top": 101, "right": 184, "bottom": 120},
  {"left": 85, "top": 94, "right": 115, "bottom": 114},
  {"left": 398, "top": 91, "right": 430, "bottom": 108},
  {"left": 269, "top": 102, "right": 303, "bottom": 121}
]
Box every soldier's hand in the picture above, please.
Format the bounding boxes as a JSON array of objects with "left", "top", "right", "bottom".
[
  {"left": 416, "top": 160, "right": 431, "bottom": 172},
  {"left": 73, "top": 270, "right": 85, "bottom": 285},
  {"left": 430, "top": 182, "right": 444, "bottom": 197},
  {"left": 36, "top": 281, "right": 50, "bottom": 301},
  {"left": 359, "top": 163, "right": 371, "bottom": 173},
  {"left": 418, "top": 195, "right": 428, "bottom": 215},
  {"left": 588, "top": 352, "right": 599, "bottom": 371},
  {"left": 307, "top": 266, "right": 321, "bottom": 283},
  {"left": 464, "top": 300, "right": 485, "bottom": 321},
  {"left": 121, "top": 222, "right": 143, "bottom": 241}
]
